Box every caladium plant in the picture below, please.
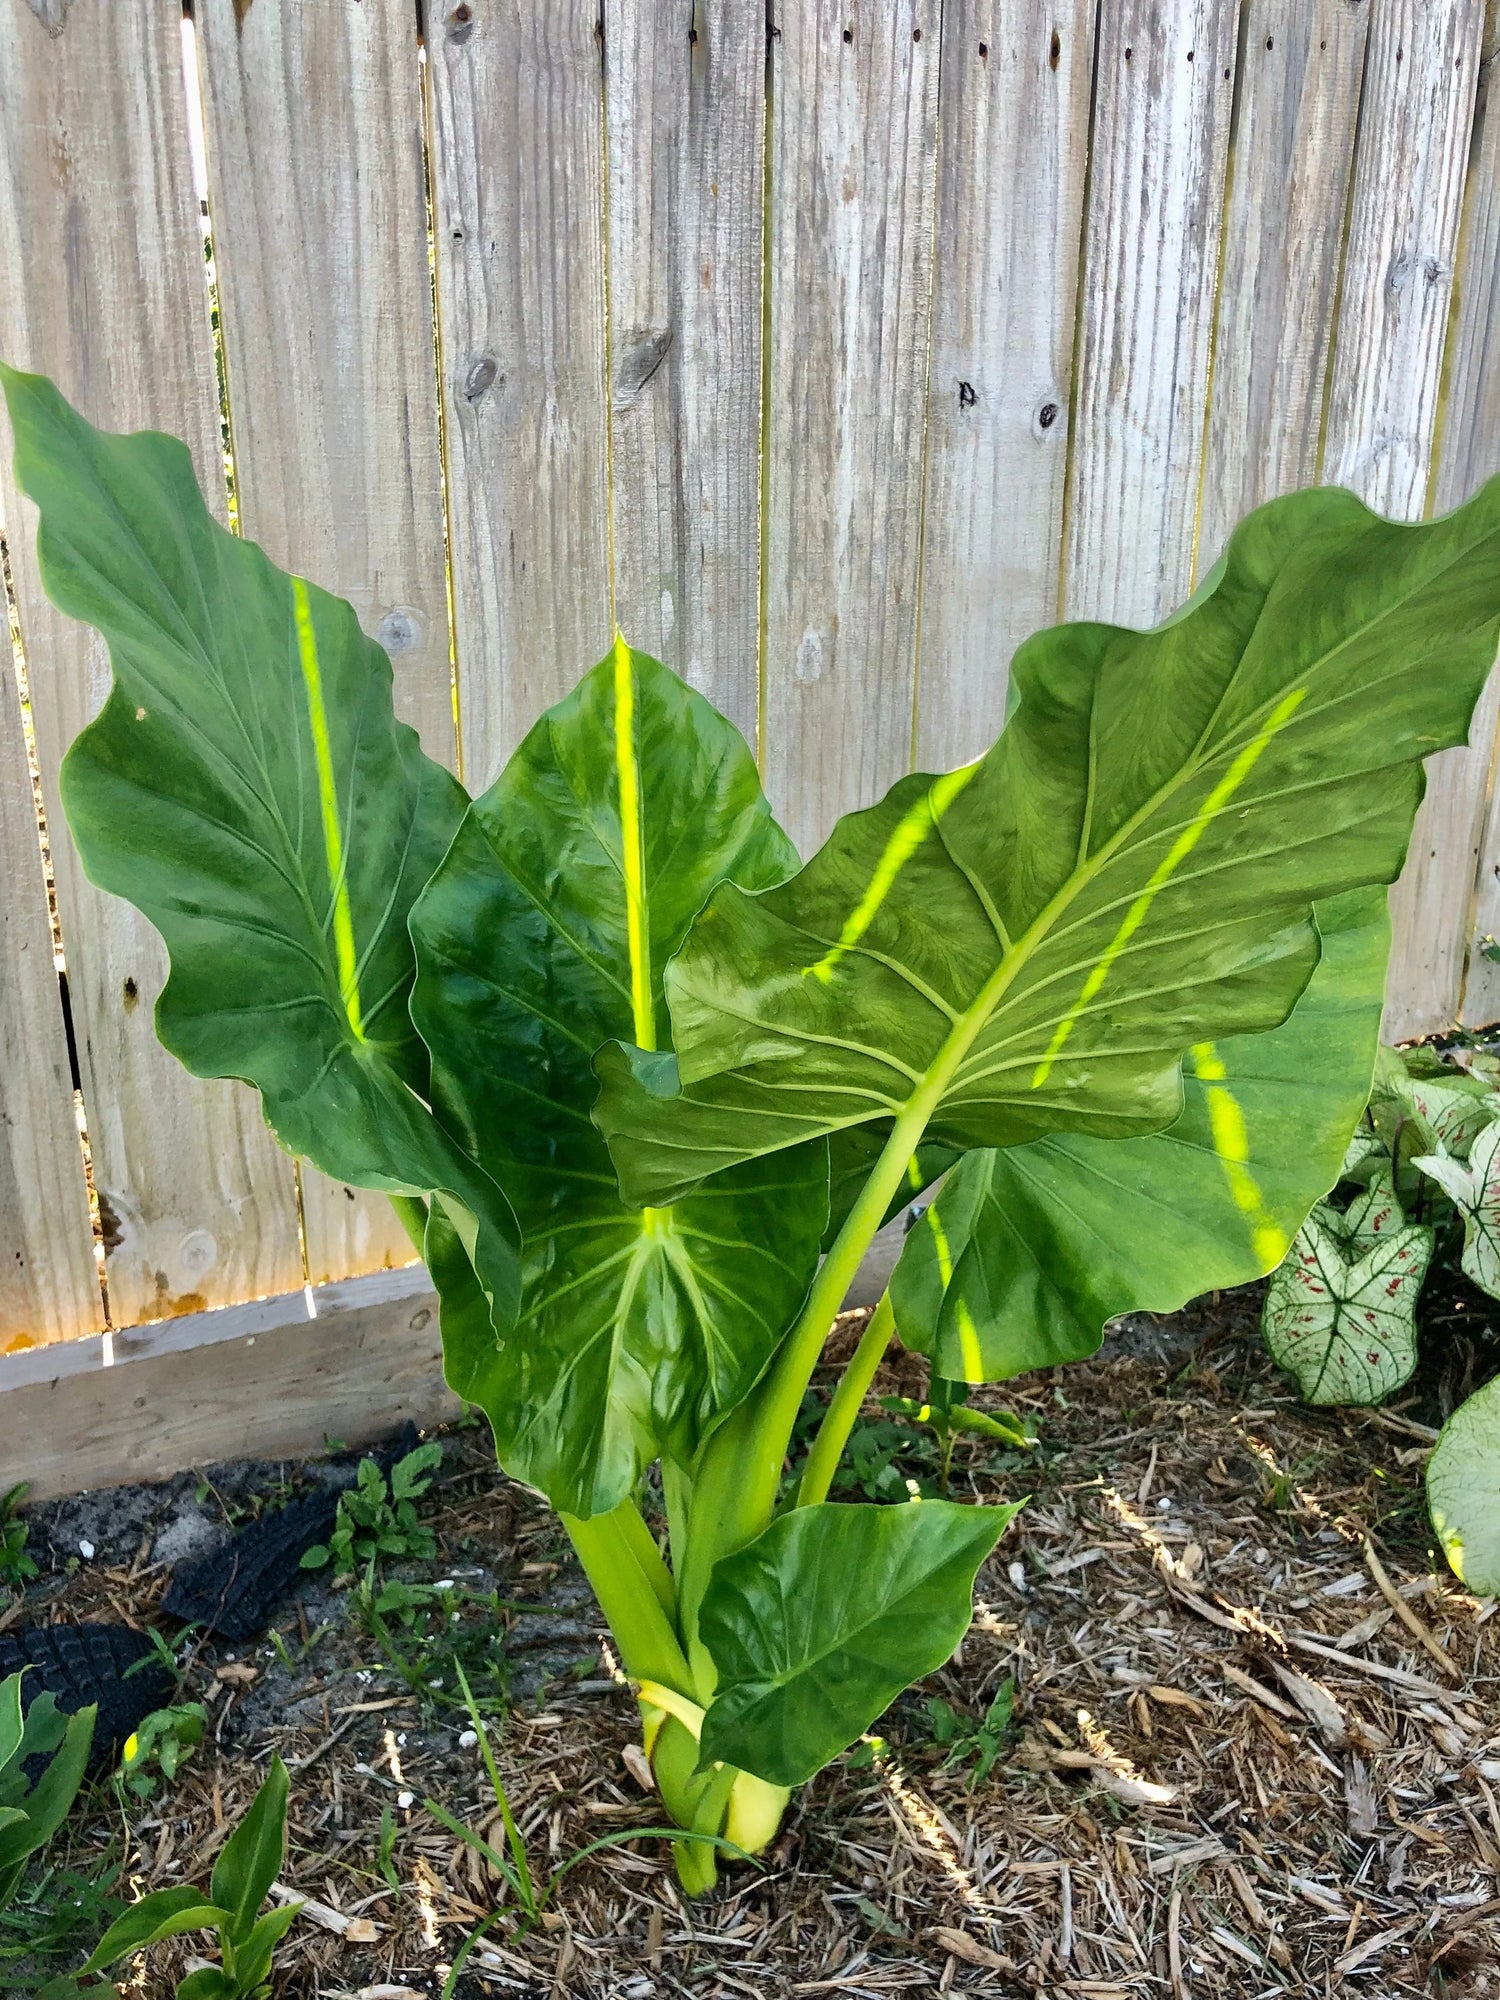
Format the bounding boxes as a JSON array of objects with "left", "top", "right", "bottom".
[{"left": 8, "top": 366, "right": 1500, "bottom": 1889}]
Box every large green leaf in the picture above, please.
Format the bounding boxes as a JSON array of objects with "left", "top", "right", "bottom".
[
  {"left": 697, "top": 1499, "right": 1019, "bottom": 1787},
  {"left": 210, "top": 1755, "right": 288, "bottom": 1941},
  {"left": 1415, "top": 1119, "right": 1500, "bottom": 1298},
  {"left": 1428, "top": 1375, "right": 1500, "bottom": 1594},
  {"left": 409, "top": 644, "right": 828, "bottom": 1517},
  {"left": 889, "top": 889, "right": 1387, "bottom": 1380},
  {"left": 1261, "top": 1178, "right": 1430, "bottom": 1405},
  {"left": 1, "top": 368, "right": 520, "bottom": 1323},
  {"left": 595, "top": 482, "right": 1500, "bottom": 1206}
]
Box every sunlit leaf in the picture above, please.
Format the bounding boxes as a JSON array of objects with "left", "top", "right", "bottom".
[{"left": 889, "top": 889, "right": 1387, "bottom": 1379}]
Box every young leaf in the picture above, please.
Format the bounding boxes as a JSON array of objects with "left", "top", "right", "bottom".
[
  {"left": 698, "top": 1499, "right": 1020, "bottom": 1786},
  {"left": 890, "top": 888, "right": 1387, "bottom": 1379},
  {"left": 81, "top": 1886, "right": 229, "bottom": 1972},
  {"left": 1261, "top": 1190, "right": 1431, "bottom": 1405},
  {"left": 1414, "top": 1119, "right": 1500, "bottom": 1298},
  {"left": 595, "top": 483, "right": 1500, "bottom": 1204},
  {"left": 209, "top": 1755, "right": 289, "bottom": 1943},
  {"left": 174, "top": 1968, "right": 238, "bottom": 2000},
  {"left": 227, "top": 1897, "right": 302, "bottom": 1992},
  {"left": 0, "top": 1675, "right": 21, "bottom": 1777},
  {"left": 1428, "top": 1375, "right": 1500, "bottom": 1595},
  {"left": 410, "top": 643, "right": 829, "bottom": 1516},
  {"left": 0, "top": 367, "right": 520, "bottom": 1331}
]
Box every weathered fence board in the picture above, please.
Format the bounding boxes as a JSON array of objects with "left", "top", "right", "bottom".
[
  {"left": 0, "top": 630, "right": 100, "bottom": 1350},
  {"left": 195, "top": 0, "right": 450, "bottom": 1285},
  {"left": 1063, "top": 0, "right": 1240, "bottom": 623},
  {"left": 426, "top": 0, "right": 612, "bottom": 791},
  {"left": 1196, "top": 0, "right": 1370, "bottom": 568},
  {"left": 603, "top": 0, "right": 766, "bottom": 746},
  {"left": 1323, "top": 0, "right": 1486, "bottom": 1041},
  {"left": 760, "top": 0, "right": 941, "bottom": 855},
  {"left": 0, "top": 1265, "right": 452, "bottom": 1501},
  {"left": 1440, "top": 27, "right": 1500, "bottom": 1033},
  {"left": 0, "top": 0, "right": 302, "bottom": 1328},
  {"left": 7, "top": 0, "right": 1500, "bottom": 1394},
  {"left": 913, "top": 0, "right": 1096, "bottom": 772}
]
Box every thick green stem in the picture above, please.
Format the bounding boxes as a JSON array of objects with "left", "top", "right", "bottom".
[
  {"left": 673, "top": 1106, "right": 936, "bottom": 1691},
  {"left": 389, "top": 1193, "right": 429, "bottom": 1256},
  {"left": 561, "top": 1501, "right": 692, "bottom": 1696},
  {"left": 796, "top": 1290, "right": 896, "bottom": 1507}
]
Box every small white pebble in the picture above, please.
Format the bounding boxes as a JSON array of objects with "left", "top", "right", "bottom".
[
  {"left": 397, "top": 1790, "right": 414, "bottom": 1810},
  {"left": 459, "top": 1729, "right": 478, "bottom": 1750},
  {"left": 396, "top": 1732, "right": 407, "bottom": 1746},
  {"left": 434, "top": 1578, "right": 455, "bottom": 1591},
  {"left": 1007, "top": 1559, "right": 1028, "bottom": 1595},
  {"left": 78, "top": 1539, "right": 95, "bottom": 1559},
  {"left": 428, "top": 1677, "right": 443, "bottom": 1688},
  {"left": 1156, "top": 1496, "right": 1172, "bottom": 1511}
]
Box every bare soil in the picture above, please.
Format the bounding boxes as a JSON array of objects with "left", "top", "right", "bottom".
[{"left": 8, "top": 1284, "right": 1498, "bottom": 1998}]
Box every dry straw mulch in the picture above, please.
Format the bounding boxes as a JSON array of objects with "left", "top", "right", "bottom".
[{"left": 17, "top": 1285, "right": 1500, "bottom": 1998}]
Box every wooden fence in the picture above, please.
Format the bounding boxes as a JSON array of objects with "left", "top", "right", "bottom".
[{"left": 2, "top": 1, "right": 1500, "bottom": 1477}]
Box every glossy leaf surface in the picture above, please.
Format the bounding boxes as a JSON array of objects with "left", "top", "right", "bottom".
[
  {"left": 889, "top": 890, "right": 1388, "bottom": 1379},
  {"left": 698, "top": 1499, "right": 1019, "bottom": 1786},
  {"left": 1262, "top": 1179, "right": 1430, "bottom": 1404},
  {"left": 596, "top": 483, "right": 1500, "bottom": 1205},
  {"left": 1428, "top": 1375, "right": 1500, "bottom": 1594},
  {"left": 410, "top": 645, "right": 828, "bottom": 1516},
  {"left": 1, "top": 368, "right": 520, "bottom": 1324}
]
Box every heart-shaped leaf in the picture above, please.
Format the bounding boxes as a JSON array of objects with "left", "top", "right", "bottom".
[
  {"left": 595, "top": 482, "right": 1500, "bottom": 1208},
  {"left": 1428, "top": 1375, "right": 1500, "bottom": 1594},
  {"left": 1, "top": 368, "right": 520, "bottom": 1327},
  {"left": 1262, "top": 1187, "right": 1430, "bottom": 1405},
  {"left": 698, "top": 1499, "right": 1020, "bottom": 1787},
  {"left": 1415, "top": 1120, "right": 1500, "bottom": 1299},
  {"left": 409, "top": 644, "right": 828, "bottom": 1516},
  {"left": 890, "top": 888, "right": 1388, "bottom": 1379}
]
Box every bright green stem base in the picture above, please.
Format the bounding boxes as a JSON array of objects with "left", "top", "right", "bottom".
[{"left": 649, "top": 1713, "right": 790, "bottom": 1893}]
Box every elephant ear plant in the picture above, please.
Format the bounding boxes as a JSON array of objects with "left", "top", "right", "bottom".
[{"left": 8, "top": 368, "right": 1500, "bottom": 1893}]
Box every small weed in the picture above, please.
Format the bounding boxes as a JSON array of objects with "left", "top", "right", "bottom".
[
  {"left": 115, "top": 1703, "right": 207, "bottom": 1803},
  {"left": 357, "top": 1577, "right": 515, "bottom": 1718},
  {"left": 301, "top": 1442, "right": 443, "bottom": 1579},
  {"left": 0, "top": 1485, "right": 37, "bottom": 1592},
  {"left": 924, "top": 1678, "right": 1015, "bottom": 1786}
]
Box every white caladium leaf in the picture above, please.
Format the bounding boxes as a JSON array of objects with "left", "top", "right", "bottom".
[
  {"left": 1262, "top": 1181, "right": 1431, "bottom": 1405},
  {"left": 1341, "top": 1123, "right": 1386, "bottom": 1181},
  {"left": 1414, "top": 1119, "right": 1500, "bottom": 1300},
  {"left": 1389, "top": 1071, "right": 1495, "bottom": 1161},
  {"left": 1427, "top": 1375, "right": 1500, "bottom": 1595}
]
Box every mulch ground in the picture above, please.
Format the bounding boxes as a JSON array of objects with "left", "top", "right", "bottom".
[{"left": 7, "top": 1283, "right": 1498, "bottom": 1998}]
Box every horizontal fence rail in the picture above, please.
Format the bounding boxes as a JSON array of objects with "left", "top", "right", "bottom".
[{"left": 1, "top": 0, "right": 1499, "bottom": 1366}]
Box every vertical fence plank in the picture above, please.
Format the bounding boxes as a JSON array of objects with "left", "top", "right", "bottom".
[
  {"left": 1063, "top": 1, "right": 1239, "bottom": 627},
  {"left": 603, "top": 1, "right": 765, "bottom": 746},
  {"left": 196, "top": 0, "right": 448, "bottom": 1285},
  {"left": 1322, "top": 2, "right": 1482, "bottom": 515},
  {"left": 1438, "top": 29, "right": 1500, "bottom": 1032},
  {"left": 0, "top": 0, "right": 302, "bottom": 1327},
  {"left": 0, "top": 625, "right": 100, "bottom": 1350},
  {"left": 1196, "top": 0, "right": 1370, "bottom": 566},
  {"left": 1321, "top": 0, "right": 1485, "bottom": 1038},
  {"left": 913, "top": 1, "right": 1096, "bottom": 773},
  {"left": 426, "top": 0, "right": 611, "bottom": 792},
  {"left": 760, "top": 0, "right": 941, "bottom": 856}
]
